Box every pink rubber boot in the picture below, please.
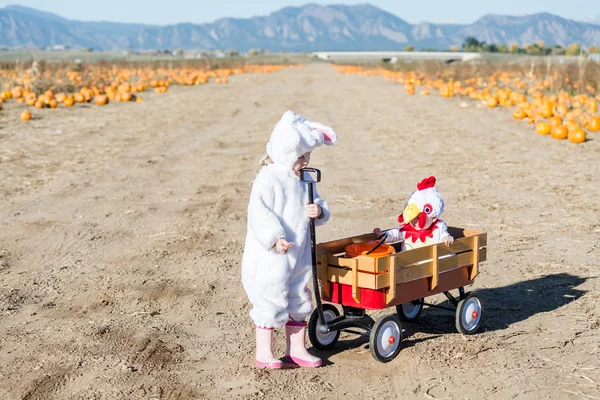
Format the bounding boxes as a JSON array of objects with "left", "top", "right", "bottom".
[
  {"left": 255, "top": 327, "right": 283, "bottom": 369},
  {"left": 285, "top": 321, "right": 322, "bottom": 368}
]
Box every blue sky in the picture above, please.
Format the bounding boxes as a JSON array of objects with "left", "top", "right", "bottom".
[{"left": 0, "top": 0, "right": 597, "bottom": 25}]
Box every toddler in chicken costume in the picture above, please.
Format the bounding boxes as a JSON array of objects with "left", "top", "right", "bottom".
[
  {"left": 374, "top": 176, "right": 454, "bottom": 249},
  {"left": 241, "top": 111, "right": 337, "bottom": 369}
]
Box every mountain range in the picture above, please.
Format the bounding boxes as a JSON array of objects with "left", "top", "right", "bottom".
[{"left": 1, "top": 4, "right": 599, "bottom": 52}]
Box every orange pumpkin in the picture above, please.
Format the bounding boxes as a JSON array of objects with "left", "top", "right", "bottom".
[
  {"left": 568, "top": 129, "right": 586, "bottom": 144},
  {"left": 63, "top": 96, "right": 75, "bottom": 107},
  {"left": 589, "top": 116, "right": 600, "bottom": 132},
  {"left": 94, "top": 95, "right": 109, "bottom": 106},
  {"left": 73, "top": 93, "right": 85, "bottom": 103},
  {"left": 536, "top": 122, "right": 551, "bottom": 135},
  {"left": 20, "top": 110, "right": 31, "bottom": 121},
  {"left": 512, "top": 109, "right": 526, "bottom": 119},
  {"left": 548, "top": 116, "right": 562, "bottom": 127},
  {"left": 550, "top": 125, "right": 568, "bottom": 140}
]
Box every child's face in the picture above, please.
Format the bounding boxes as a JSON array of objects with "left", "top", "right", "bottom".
[
  {"left": 293, "top": 152, "right": 311, "bottom": 176},
  {"left": 409, "top": 213, "right": 437, "bottom": 230}
]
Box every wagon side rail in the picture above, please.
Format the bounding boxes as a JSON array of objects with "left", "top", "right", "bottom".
[{"left": 316, "top": 228, "right": 487, "bottom": 305}]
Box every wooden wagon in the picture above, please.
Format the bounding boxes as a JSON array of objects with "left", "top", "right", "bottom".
[{"left": 307, "top": 227, "right": 487, "bottom": 362}]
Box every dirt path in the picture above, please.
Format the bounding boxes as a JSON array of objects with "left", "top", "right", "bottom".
[{"left": 1, "top": 63, "right": 599, "bottom": 399}]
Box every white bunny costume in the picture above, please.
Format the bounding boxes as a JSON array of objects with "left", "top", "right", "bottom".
[{"left": 242, "top": 111, "right": 337, "bottom": 328}]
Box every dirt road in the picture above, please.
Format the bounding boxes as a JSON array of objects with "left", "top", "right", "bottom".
[{"left": 1, "top": 63, "right": 599, "bottom": 399}]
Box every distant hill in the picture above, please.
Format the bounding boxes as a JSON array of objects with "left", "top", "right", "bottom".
[{"left": 1, "top": 4, "right": 599, "bottom": 51}]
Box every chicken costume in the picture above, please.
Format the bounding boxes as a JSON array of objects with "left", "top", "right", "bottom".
[
  {"left": 241, "top": 110, "right": 337, "bottom": 369},
  {"left": 384, "top": 176, "right": 452, "bottom": 250}
]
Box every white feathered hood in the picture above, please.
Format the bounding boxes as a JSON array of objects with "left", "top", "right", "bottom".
[{"left": 266, "top": 110, "right": 338, "bottom": 168}]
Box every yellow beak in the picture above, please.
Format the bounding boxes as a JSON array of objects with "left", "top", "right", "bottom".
[{"left": 402, "top": 203, "right": 421, "bottom": 224}]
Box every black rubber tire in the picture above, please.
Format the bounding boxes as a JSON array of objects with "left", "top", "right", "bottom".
[
  {"left": 396, "top": 298, "right": 424, "bottom": 322},
  {"left": 308, "top": 304, "right": 341, "bottom": 350},
  {"left": 369, "top": 314, "right": 402, "bottom": 362},
  {"left": 455, "top": 293, "right": 483, "bottom": 335}
]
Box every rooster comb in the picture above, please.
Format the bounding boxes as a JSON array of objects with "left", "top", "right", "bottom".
[{"left": 417, "top": 176, "right": 436, "bottom": 191}]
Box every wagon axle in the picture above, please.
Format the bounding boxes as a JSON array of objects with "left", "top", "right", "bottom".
[{"left": 308, "top": 287, "right": 484, "bottom": 362}]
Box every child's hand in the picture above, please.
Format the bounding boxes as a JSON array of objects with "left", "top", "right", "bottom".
[
  {"left": 443, "top": 236, "right": 454, "bottom": 246},
  {"left": 275, "top": 238, "right": 293, "bottom": 254},
  {"left": 306, "top": 203, "right": 322, "bottom": 219},
  {"left": 373, "top": 228, "right": 383, "bottom": 237}
]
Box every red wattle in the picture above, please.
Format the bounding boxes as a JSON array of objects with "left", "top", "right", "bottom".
[{"left": 418, "top": 212, "right": 427, "bottom": 228}]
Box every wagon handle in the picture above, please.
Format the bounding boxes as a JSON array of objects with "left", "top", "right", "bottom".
[{"left": 300, "top": 168, "right": 326, "bottom": 330}]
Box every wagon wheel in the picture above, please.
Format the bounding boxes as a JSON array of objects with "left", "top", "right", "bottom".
[
  {"left": 396, "top": 298, "right": 424, "bottom": 322},
  {"left": 369, "top": 314, "right": 402, "bottom": 362},
  {"left": 308, "top": 304, "right": 341, "bottom": 350},
  {"left": 455, "top": 293, "right": 483, "bottom": 335}
]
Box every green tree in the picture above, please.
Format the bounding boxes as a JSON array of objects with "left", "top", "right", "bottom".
[
  {"left": 589, "top": 46, "right": 599, "bottom": 54},
  {"left": 509, "top": 43, "right": 520, "bottom": 53},
  {"left": 524, "top": 43, "right": 542, "bottom": 55},
  {"left": 550, "top": 45, "right": 566, "bottom": 55},
  {"left": 497, "top": 44, "right": 508, "bottom": 53},
  {"left": 566, "top": 43, "right": 581, "bottom": 56},
  {"left": 462, "top": 36, "right": 485, "bottom": 52},
  {"left": 404, "top": 45, "right": 415, "bottom": 51}
]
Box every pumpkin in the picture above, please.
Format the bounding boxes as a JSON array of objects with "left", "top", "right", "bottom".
[
  {"left": 548, "top": 116, "right": 562, "bottom": 127},
  {"left": 20, "top": 110, "right": 31, "bottom": 121},
  {"left": 536, "top": 122, "right": 551, "bottom": 135},
  {"left": 73, "top": 93, "right": 85, "bottom": 103},
  {"left": 63, "top": 96, "right": 75, "bottom": 107},
  {"left": 589, "top": 116, "right": 600, "bottom": 132},
  {"left": 94, "top": 95, "right": 109, "bottom": 106},
  {"left": 550, "top": 125, "right": 568, "bottom": 140},
  {"left": 568, "top": 129, "right": 586, "bottom": 144},
  {"left": 512, "top": 109, "right": 526, "bottom": 119}
]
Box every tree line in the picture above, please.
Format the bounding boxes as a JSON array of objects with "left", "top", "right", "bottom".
[{"left": 402, "top": 37, "right": 598, "bottom": 55}]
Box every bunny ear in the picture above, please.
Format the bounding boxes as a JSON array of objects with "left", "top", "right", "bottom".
[{"left": 306, "top": 121, "right": 337, "bottom": 145}]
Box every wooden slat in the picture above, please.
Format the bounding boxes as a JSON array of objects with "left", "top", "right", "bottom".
[
  {"left": 320, "top": 253, "right": 330, "bottom": 298},
  {"left": 470, "top": 236, "right": 479, "bottom": 280},
  {"left": 386, "top": 256, "right": 396, "bottom": 304},
  {"left": 388, "top": 246, "right": 435, "bottom": 267},
  {"left": 351, "top": 258, "right": 360, "bottom": 303},
  {"left": 323, "top": 247, "right": 487, "bottom": 290},
  {"left": 395, "top": 249, "right": 487, "bottom": 285},
  {"left": 323, "top": 253, "right": 379, "bottom": 273},
  {"left": 431, "top": 245, "right": 439, "bottom": 290}
]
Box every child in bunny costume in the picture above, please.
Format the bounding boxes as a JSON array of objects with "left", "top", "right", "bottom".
[{"left": 241, "top": 110, "right": 337, "bottom": 369}]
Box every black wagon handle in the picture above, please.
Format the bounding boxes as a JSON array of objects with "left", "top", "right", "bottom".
[{"left": 300, "top": 167, "right": 326, "bottom": 329}]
